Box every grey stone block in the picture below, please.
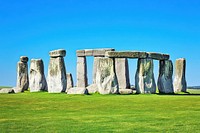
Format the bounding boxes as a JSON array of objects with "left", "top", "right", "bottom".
[
  {"left": 76, "top": 57, "right": 88, "bottom": 87},
  {"left": 174, "top": 58, "right": 187, "bottom": 92},
  {"left": 105, "top": 51, "right": 148, "bottom": 58},
  {"left": 158, "top": 60, "right": 174, "bottom": 93},
  {"left": 20, "top": 56, "right": 29, "bottom": 63},
  {"left": 49, "top": 49, "right": 66, "bottom": 57},
  {"left": 135, "top": 58, "right": 156, "bottom": 94},
  {"left": 67, "top": 87, "right": 88, "bottom": 94},
  {"left": 29, "top": 59, "right": 47, "bottom": 92},
  {"left": 93, "top": 48, "right": 115, "bottom": 57},
  {"left": 147, "top": 52, "right": 169, "bottom": 60},
  {"left": 76, "top": 50, "right": 85, "bottom": 57},
  {"left": 84, "top": 49, "right": 93, "bottom": 56}
]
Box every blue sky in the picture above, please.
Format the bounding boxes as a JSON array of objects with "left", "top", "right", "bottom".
[{"left": 0, "top": 0, "right": 200, "bottom": 86}]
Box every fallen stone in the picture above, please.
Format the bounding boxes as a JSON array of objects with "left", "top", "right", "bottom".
[
  {"left": 135, "top": 58, "right": 156, "bottom": 94},
  {"left": 0, "top": 88, "right": 14, "bottom": 94},
  {"left": 49, "top": 49, "right": 66, "bottom": 57},
  {"left": 12, "top": 87, "right": 23, "bottom": 93},
  {"left": 119, "top": 89, "right": 133, "bottom": 95},
  {"left": 67, "top": 87, "right": 88, "bottom": 94},
  {"left": 115, "top": 58, "right": 130, "bottom": 89},
  {"left": 20, "top": 56, "right": 29, "bottom": 63},
  {"left": 96, "top": 57, "right": 119, "bottom": 94},
  {"left": 29, "top": 59, "right": 47, "bottom": 92},
  {"left": 16, "top": 60, "right": 29, "bottom": 92},
  {"left": 47, "top": 56, "right": 67, "bottom": 93},
  {"left": 147, "top": 52, "right": 170, "bottom": 60},
  {"left": 158, "top": 60, "right": 174, "bottom": 93},
  {"left": 105, "top": 51, "right": 147, "bottom": 58},
  {"left": 76, "top": 56, "right": 88, "bottom": 87},
  {"left": 87, "top": 84, "right": 98, "bottom": 93},
  {"left": 174, "top": 58, "right": 187, "bottom": 92},
  {"left": 66, "top": 73, "right": 74, "bottom": 90}
]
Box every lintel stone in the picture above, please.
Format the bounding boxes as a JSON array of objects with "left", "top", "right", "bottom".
[
  {"left": 49, "top": 49, "right": 66, "bottom": 57},
  {"left": 93, "top": 48, "right": 115, "bottom": 57},
  {"left": 85, "top": 49, "right": 93, "bottom": 56},
  {"left": 76, "top": 48, "right": 115, "bottom": 57},
  {"left": 20, "top": 56, "right": 29, "bottom": 63},
  {"left": 76, "top": 50, "right": 85, "bottom": 57},
  {"left": 105, "top": 51, "right": 147, "bottom": 58},
  {"left": 147, "top": 52, "right": 169, "bottom": 60}
]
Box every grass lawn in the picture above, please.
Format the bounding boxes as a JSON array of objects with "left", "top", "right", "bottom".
[{"left": 0, "top": 89, "right": 200, "bottom": 132}]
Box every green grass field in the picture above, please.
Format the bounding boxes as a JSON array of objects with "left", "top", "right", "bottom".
[{"left": 0, "top": 89, "right": 200, "bottom": 132}]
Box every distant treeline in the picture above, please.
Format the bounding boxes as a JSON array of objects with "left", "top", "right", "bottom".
[{"left": 188, "top": 86, "right": 200, "bottom": 89}]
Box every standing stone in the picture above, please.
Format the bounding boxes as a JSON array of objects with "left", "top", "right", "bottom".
[
  {"left": 158, "top": 60, "right": 174, "bottom": 93},
  {"left": 96, "top": 57, "right": 119, "bottom": 94},
  {"left": 174, "top": 58, "right": 187, "bottom": 92},
  {"left": 92, "top": 57, "right": 100, "bottom": 84},
  {"left": 66, "top": 73, "right": 73, "bottom": 90},
  {"left": 115, "top": 58, "right": 130, "bottom": 89},
  {"left": 16, "top": 56, "right": 29, "bottom": 92},
  {"left": 47, "top": 49, "right": 67, "bottom": 93},
  {"left": 77, "top": 56, "right": 88, "bottom": 87},
  {"left": 135, "top": 58, "right": 156, "bottom": 94},
  {"left": 29, "top": 59, "right": 47, "bottom": 92},
  {"left": 86, "top": 57, "right": 100, "bottom": 94}
]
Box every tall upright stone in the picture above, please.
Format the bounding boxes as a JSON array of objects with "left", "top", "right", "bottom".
[
  {"left": 66, "top": 73, "right": 73, "bottom": 90},
  {"left": 92, "top": 57, "right": 100, "bottom": 84},
  {"left": 174, "top": 58, "right": 187, "bottom": 92},
  {"left": 135, "top": 58, "right": 156, "bottom": 94},
  {"left": 77, "top": 56, "right": 88, "bottom": 87},
  {"left": 115, "top": 58, "right": 130, "bottom": 89},
  {"left": 158, "top": 60, "right": 174, "bottom": 93},
  {"left": 47, "top": 49, "right": 67, "bottom": 93},
  {"left": 16, "top": 56, "right": 29, "bottom": 92},
  {"left": 96, "top": 57, "right": 119, "bottom": 94},
  {"left": 29, "top": 59, "right": 47, "bottom": 92}
]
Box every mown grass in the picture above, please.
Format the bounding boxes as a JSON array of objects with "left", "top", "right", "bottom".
[{"left": 0, "top": 90, "right": 200, "bottom": 132}]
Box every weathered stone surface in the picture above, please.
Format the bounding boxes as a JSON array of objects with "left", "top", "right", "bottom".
[
  {"left": 174, "top": 58, "right": 187, "bottom": 92},
  {"left": 85, "top": 49, "right": 93, "bottom": 56},
  {"left": 105, "top": 51, "right": 147, "bottom": 58},
  {"left": 29, "top": 59, "right": 47, "bottom": 92},
  {"left": 92, "top": 57, "right": 100, "bottom": 84},
  {"left": 86, "top": 84, "right": 98, "bottom": 94},
  {"left": 12, "top": 87, "right": 23, "bottom": 93},
  {"left": 20, "top": 56, "right": 29, "bottom": 63},
  {"left": 135, "top": 58, "right": 156, "bottom": 94},
  {"left": 77, "top": 56, "right": 88, "bottom": 87},
  {"left": 158, "top": 60, "right": 174, "bottom": 93},
  {"left": 76, "top": 48, "right": 115, "bottom": 57},
  {"left": 119, "top": 89, "right": 133, "bottom": 95},
  {"left": 115, "top": 58, "right": 130, "bottom": 89},
  {"left": 16, "top": 61, "right": 29, "bottom": 92},
  {"left": 96, "top": 57, "right": 119, "bottom": 94},
  {"left": 147, "top": 52, "right": 170, "bottom": 60},
  {"left": 49, "top": 49, "right": 66, "bottom": 57},
  {"left": 47, "top": 57, "right": 67, "bottom": 93},
  {"left": 76, "top": 50, "right": 85, "bottom": 57},
  {"left": 0, "top": 88, "right": 14, "bottom": 94},
  {"left": 67, "top": 87, "right": 88, "bottom": 94},
  {"left": 93, "top": 48, "right": 115, "bottom": 57},
  {"left": 66, "top": 73, "right": 73, "bottom": 90}
]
